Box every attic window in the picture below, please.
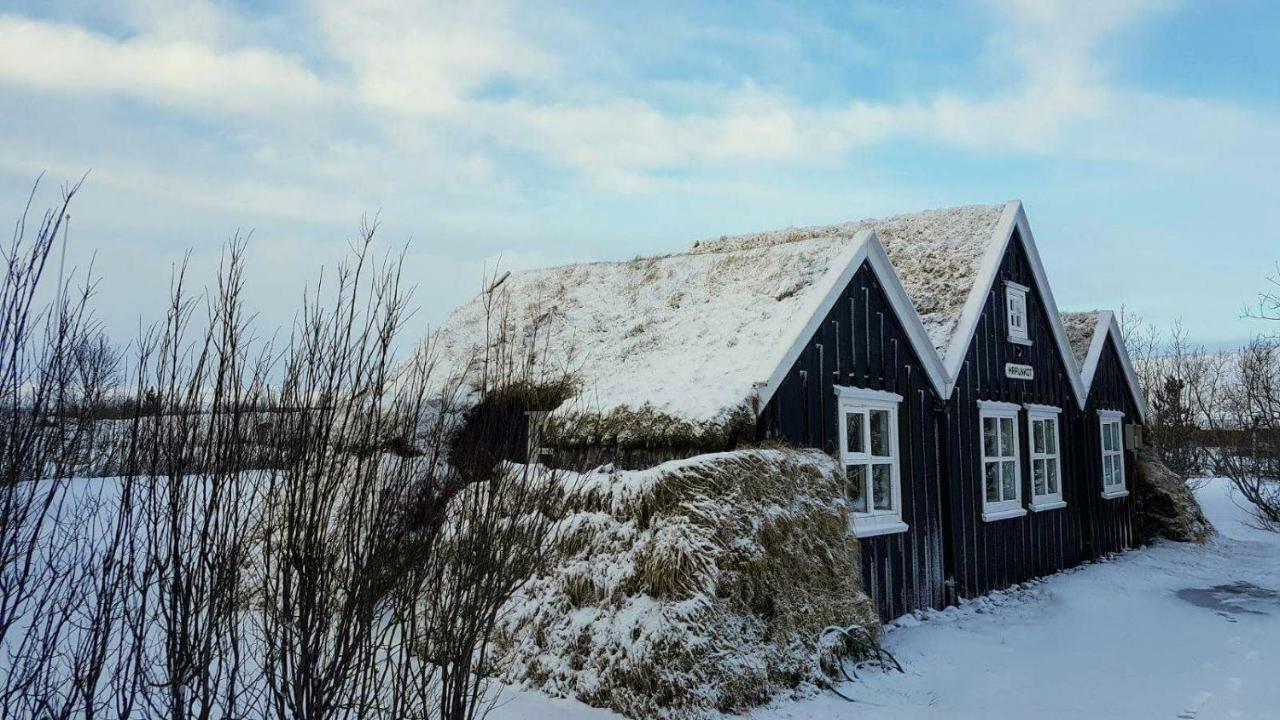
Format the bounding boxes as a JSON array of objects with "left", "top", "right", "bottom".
[{"left": 1006, "top": 282, "right": 1030, "bottom": 345}]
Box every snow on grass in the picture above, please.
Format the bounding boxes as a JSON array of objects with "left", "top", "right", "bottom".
[
  {"left": 1060, "top": 310, "right": 1103, "bottom": 369},
  {"left": 495, "top": 449, "right": 878, "bottom": 719},
  {"left": 490, "top": 478, "right": 1280, "bottom": 720},
  {"left": 694, "top": 204, "right": 1005, "bottom": 356},
  {"left": 428, "top": 204, "right": 1004, "bottom": 425},
  {"left": 429, "top": 234, "right": 857, "bottom": 425}
]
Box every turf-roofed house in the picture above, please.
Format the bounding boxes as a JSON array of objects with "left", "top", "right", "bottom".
[{"left": 431, "top": 200, "right": 1148, "bottom": 621}]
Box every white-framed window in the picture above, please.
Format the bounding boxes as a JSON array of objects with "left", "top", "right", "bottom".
[
  {"left": 979, "top": 401, "right": 1025, "bottom": 521},
  {"left": 836, "top": 387, "right": 907, "bottom": 538},
  {"left": 1100, "top": 410, "right": 1128, "bottom": 499},
  {"left": 1006, "top": 281, "right": 1030, "bottom": 345},
  {"left": 1025, "top": 404, "right": 1065, "bottom": 511}
]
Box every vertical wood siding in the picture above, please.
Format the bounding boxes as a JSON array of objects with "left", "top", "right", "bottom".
[
  {"left": 759, "top": 262, "right": 946, "bottom": 621},
  {"left": 943, "top": 231, "right": 1089, "bottom": 600},
  {"left": 757, "top": 231, "right": 1142, "bottom": 618},
  {"left": 1076, "top": 336, "right": 1141, "bottom": 557}
]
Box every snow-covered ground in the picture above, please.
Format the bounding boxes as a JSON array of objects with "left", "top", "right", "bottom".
[{"left": 491, "top": 478, "right": 1280, "bottom": 720}]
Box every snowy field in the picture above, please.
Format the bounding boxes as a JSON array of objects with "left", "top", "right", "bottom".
[{"left": 491, "top": 478, "right": 1280, "bottom": 720}]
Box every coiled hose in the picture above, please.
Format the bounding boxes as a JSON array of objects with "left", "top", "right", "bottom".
[{"left": 816, "top": 624, "right": 904, "bottom": 702}]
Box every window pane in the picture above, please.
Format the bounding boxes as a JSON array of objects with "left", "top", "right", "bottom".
[
  {"left": 1001, "top": 461, "right": 1016, "bottom": 500},
  {"left": 1113, "top": 423, "right": 1123, "bottom": 451},
  {"left": 1046, "top": 420, "right": 1058, "bottom": 455},
  {"left": 985, "top": 462, "right": 1000, "bottom": 502},
  {"left": 1103, "top": 457, "right": 1115, "bottom": 487},
  {"left": 983, "top": 417, "right": 998, "bottom": 457},
  {"left": 1033, "top": 420, "right": 1046, "bottom": 455},
  {"left": 870, "top": 409, "right": 891, "bottom": 457},
  {"left": 845, "top": 412, "right": 865, "bottom": 454},
  {"left": 1033, "top": 459, "right": 1046, "bottom": 496},
  {"left": 847, "top": 464, "right": 868, "bottom": 512},
  {"left": 872, "top": 463, "right": 893, "bottom": 511},
  {"left": 1000, "top": 418, "right": 1015, "bottom": 457},
  {"left": 1047, "top": 461, "right": 1059, "bottom": 495}
]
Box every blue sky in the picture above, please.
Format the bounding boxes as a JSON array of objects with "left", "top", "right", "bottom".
[{"left": 0, "top": 0, "right": 1277, "bottom": 348}]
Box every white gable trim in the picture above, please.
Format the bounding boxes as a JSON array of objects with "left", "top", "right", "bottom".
[
  {"left": 942, "top": 201, "right": 1019, "bottom": 383},
  {"left": 1080, "top": 311, "right": 1149, "bottom": 422},
  {"left": 1013, "top": 204, "right": 1089, "bottom": 409},
  {"left": 754, "top": 234, "right": 872, "bottom": 411},
  {"left": 754, "top": 230, "right": 951, "bottom": 411},
  {"left": 1079, "top": 313, "right": 1110, "bottom": 389},
  {"left": 865, "top": 238, "right": 952, "bottom": 398},
  {"left": 940, "top": 200, "right": 1087, "bottom": 408}
]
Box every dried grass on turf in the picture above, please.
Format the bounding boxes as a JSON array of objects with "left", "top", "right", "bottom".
[
  {"left": 494, "top": 448, "right": 879, "bottom": 719},
  {"left": 1134, "top": 447, "right": 1214, "bottom": 544}
]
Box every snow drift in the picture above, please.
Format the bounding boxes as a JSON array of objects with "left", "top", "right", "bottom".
[{"left": 494, "top": 449, "right": 878, "bottom": 719}]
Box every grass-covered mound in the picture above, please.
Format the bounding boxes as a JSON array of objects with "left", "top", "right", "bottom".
[
  {"left": 1134, "top": 447, "right": 1214, "bottom": 544},
  {"left": 494, "top": 448, "right": 878, "bottom": 719},
  {"left": 544, "top": 403, "right": 758, "bottom": 470}
]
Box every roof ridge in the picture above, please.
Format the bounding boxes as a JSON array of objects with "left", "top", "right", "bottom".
[
  {"left": 497, "top": 202, "right": 1009, "bottom": 281},
  {"left": 687, "top": 202, "right": 1006, "bottom": 256}
]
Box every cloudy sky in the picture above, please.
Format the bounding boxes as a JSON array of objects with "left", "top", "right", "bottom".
[{"left": 1, "top": 0, "right": 1276, "bottom": 347}]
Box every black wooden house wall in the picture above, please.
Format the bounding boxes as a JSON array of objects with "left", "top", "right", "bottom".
[
  {"left": 1076, "top": 335, "right": 1140, "bottom": 556},
  {"left": 941, "top": 230, "right": 1092, "bottom": 601},
  {"left": 758, "top": 262, "right": 946, "bottom": 621},
  {"left": 757, "top": 230, "right": 1142, "bottom": 620}
]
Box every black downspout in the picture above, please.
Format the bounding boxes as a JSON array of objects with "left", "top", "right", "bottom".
[{"left": 935, "top": 398, "right": 959, "bottom": 608}]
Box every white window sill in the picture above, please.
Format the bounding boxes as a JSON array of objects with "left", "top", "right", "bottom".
[
  {"left": 1028, "top": 499, "right": 1067, "bottom": 513},
  {"left": 982, "top": 507, "right": 1028, "bottom": 522},
  {"left": 852, "top": 519, "right": 909, "bottom": 538},
  {"left": 1101, "top": 489, "right": 1130, "bottom": 500},
  {"left": 1008, "top": 336, "right": 1032, "bottom": 346}
]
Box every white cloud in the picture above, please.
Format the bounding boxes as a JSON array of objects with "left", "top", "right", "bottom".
[
  {"left": 0, "top": 16, "right": 329, "bottom": 116},
  {"left": 316, "top": 0, "right": 553, "bottom": 118},
  {"left": 0, "top": 0, "right": 1275, "bottom": 347},
  {"left": 0, "top": 0, "right": 1216, "bottom": 186}
]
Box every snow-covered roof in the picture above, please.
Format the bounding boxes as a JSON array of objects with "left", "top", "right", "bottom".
[
  {"left": 428, "top": 201, "right": 1097, "bottom": 422},
  {"left": 1060, "top": 310, "right": 1148, "bottom": 421},
  {"left": 690, "top": 204, "right": 1006, "bottom": 356},
  {"left": 1061, "top": 311, "right": 1104, "bottom": 368},
  {"left": 429, "top": 230, "right": 874, "bottom": 423}
]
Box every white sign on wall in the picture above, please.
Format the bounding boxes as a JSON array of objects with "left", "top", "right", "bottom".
[{"left": 1005, "top": 363, "right": 1034, "bottom": 381}]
